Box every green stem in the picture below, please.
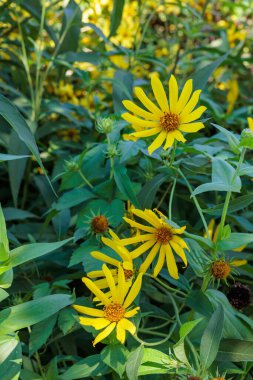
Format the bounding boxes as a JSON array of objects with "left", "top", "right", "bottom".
[
  {"left": 169, "top": 140, "right": 177, "bottom": 167},
  {"left": 217, "top": 147, "right": 246, "bottom": 244},
  {"left": 133, "top": 323, "right": 176, "bottom": 347},
  {"left": 144, "top": 273, "right": 187, "bottom": 297},
  {"left": 169, "top": 177, "right": 177, "bottom": 220},
  {"left": 177, "top": 167, "right": 210, "bottom": 239},
  {"left": 107, "top": 135, "right": 115, "bottom": 179},
  {"left": 78, "top": 170, "right": 93, "bottom": 189}
]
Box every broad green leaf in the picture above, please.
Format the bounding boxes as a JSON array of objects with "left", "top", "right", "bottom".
[
  {"left": 60, "top": 354, "right": 109, "bottom": 379},
  {"left": 0, "top": 293, "right": 74, "bottom": 333},
  {"left": 54, "top": 188, "right": 95, "bottom": 210},
  {"left": 217, "top": 340, "right": 253, "bottom": 362},
  {"left": 58, "top": 308, "right": 77, "bottom": 335},
  {"left": 203, "top": 194, "right": 253, "bottom": 216},
  {"left": 192, "top": 52, "right": 229, "bottom": 90},
  {"left": 138, "top": 173, "right": 167, "bottom": 209},
  {"left": 218, "top": 233, "right": 253, "bottom": 250},
  {"left": 186, "top": 290, "right": 214, "bottom": 317},
  {"left": 200, "top": 304, "right": 224, "bottom": 369},
  {"left": 109, "top": 0, "right": 125, "bottom": 36},
  {"left": 0, "top": 334, "right": 22, "bottom": 380},
  {"left": 126, "top": 344, "right": 144, "bottom": 380},
  {"left": 101, "top": 344, "right": 129, "bottom": 378},
  {"left": 9, "top": 238, "right": 72, "bottom": 269},
  {"left": 213, "top": 124, "right": 240, "bottom": 154},
  {"left": 29, "top": 315, "right": 57, "bottom": 356},
  {"left": 114, "top": 166, "right": 141, "bottom": 208}
]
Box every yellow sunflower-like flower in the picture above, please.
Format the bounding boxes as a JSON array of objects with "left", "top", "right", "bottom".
[
  {"left": 87, "top": 230, "right": 135, "bottom": 291},
  {"left": 119, "top": 208, "right": 189, "bottom": 279},
  {"left": 73, "top": 264, "right": 142, "bottom": 346},
  {"left": 122, "top": 74, "right": 206, "bottom": 154},
  {"left": 247, "top": 117, "right": 253, "bottom": 131}
]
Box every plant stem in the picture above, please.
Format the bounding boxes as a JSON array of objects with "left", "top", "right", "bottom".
[
  {"left": 78, "top": 170, "right": 93, "bottom": 189},
  {"left": 169, "top": 140, "right": 177, "bottom": 167},
  {"left": 217, "top": 147, "right": 246, "bottom": 243},
  {"left": 133, "top": 323, "right": 176, "bottom": 347},
  {"left": 144, "top": 272, "right": 187, "bottom": 297},
  {"left": 169, "top": 177, "right": 177, "bottom": 220},
  {"left": 177, "top": 167, "right": 210, "bottom": 239},
  {"left": 107, "top": 135, "right": 115, "bottom": 179}
]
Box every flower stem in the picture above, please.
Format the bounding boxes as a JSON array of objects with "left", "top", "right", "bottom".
[
  {"left": 144, "top": 273, "right": 187, "bottom": 297},
  {"left": 177, "top": 167, "right": 210, "bottom": 239},
  {"left": 169, "top": 177, "right": 177, "bottom": 220},
  {"left": 217, "top": 147, "right": 246, "bottom": 244},
  {"left": 78, "top": 170, "right": 93, "bottom": 189},
  {"left": 133, "top": 323, "right": 176, "bottom": 347}
]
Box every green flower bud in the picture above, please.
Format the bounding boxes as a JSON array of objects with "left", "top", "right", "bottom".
[
  {"left": 239, "top": 128, "right": 253, "bottom": 149},
  {"left": 96, "top": 116, "right": 115, "bottom": 134},
  {"left": 106, "top": 144, "right": 120, "bottom": 158},
  {"left": 65, "top": 159, "right": 79, "bottom": 172}
]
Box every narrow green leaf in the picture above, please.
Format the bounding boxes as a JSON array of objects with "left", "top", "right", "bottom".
[
  {"left": 179, "top": 318, "right": 203, "bottom": 340},
  {"left": 0, "top": 153, "right": 29, "bottom": 161},
  {"left": 109, "top": 0, "right": 125, "bottom": 36},
  {"left": 58, "top": 0, "right": 82, "bottom": 54},
  {"left": 126, "top": 344, "right": 144, "bottom": 380},
  {"left": 138, "top": 173, "right": 167, "bottom": 209},
  {"left": 29, "top": 315, "right": 57, "bottom": 356},
  {"left": 200, "top": 304, "right": 224, "bottom": 369},
  {"left": 0, "top": 204, "right": 9, "bottom": 261},
  {"left": 217, "top": 339, "right": 253, "bottom": 362},
  {"left": 114, "top": 166, "right": 141, "bottom": 208},
  {"left": 60, "top": 354, "right": 109, "bottom": 379}
]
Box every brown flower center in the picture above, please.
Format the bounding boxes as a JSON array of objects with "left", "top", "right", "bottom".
[
  {"left": 123, "top": 268, "right": 134, "bottom": 281},
  {"left": 91, "top": 215, "right": 109, "bottom": 234},
  {"left": 160, "top": 112, "right": 180, "bottom": 132},
  {"left": 155, "top": 226, "right": 173, "bottom": 244},
  {"left": 211, "top": 260, "right": 231, "bottom": 279},
  {"left": 104, "top": 302, "right": 125, "bottom": 322}
]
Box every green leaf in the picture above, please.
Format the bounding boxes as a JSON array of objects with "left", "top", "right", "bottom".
[
  {"left": 0, "top": 94, "right": 55, "bottom": 197},
  {"left": 203, "top": 194, "right": 253, "bottom": 216},
  {"left": 58, "top": 308, "right": 77, "bottom": 335},
  {"left": 218, "top": 233, "right": 253, "bottom": 251},
  {"left": 192, "top": 158, "right": 241, "bottom": 196},
  {"left": 3, "top": 207, "right": 38, "bottom": 221},
  {"left": 9, "top": 238, "right": 72, "bottom": 269},
  {"left": 113, "top": 70, "right": 133, "bottom": 113},
  {"left": 0, "top": 294, "right": 74, "bottom": 333},
  {"left": 0, "top": 288, "right": 9, "bottom": 302},
  {"left": 60, "top": 354, "right": 109, "bottom": 379},
  {"left": 221, "top": 224, "right": 231, "bottom": 240},
  {"left": 179, "top": 318, "right": 203, "bottom": 340},
  {"left": 114, "top": 166, "right": 141, "bottom": 208},
  {"left": 29, "top": 315, "right": 57, "bottom": 356},
  {"left": 109, "top": 0, "right": 125, "bottom": 36},
  {"left": 0, "top": 334, "right": 22, "bottom": 380},
  {"left": 0, "top": 269, "right": 13, "bottom": 289},
  {"left": 0, "top": 153, "right": 29, "bottom": 161},
  {"left": 58, "top": 0, "right": 82, "bottom": 54},
  {"left": 217, "top": 340, "right": 253, "bottom": 362},
  {"left": 138, "top": 173, "right": 167, "bottom": 209},
  {"left": 212, "top": 124, "right": 240, "bottom": 154},
  {"left": 126, "top": 344, "right": 144, "bottom": 380},
  {"left": 200, "top": 304, "right": 224, "bottom": 369},
  {"left": 54, "top": 188, "right": 95, "bottom": 210},
  {"left": 192, "top": 52, "right": 229, "bottom": 90},
  {"left": 0, "top": 204, "right": 9, "bottom": 261},
  {"left": 101, "top": 344, "right": 129, "bottom": 378}
]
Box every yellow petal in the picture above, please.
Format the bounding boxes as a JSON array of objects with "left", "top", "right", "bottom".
[
  {"left": 73, "top": 305, "right": 104, "bottom": 317},
  {"left": 102, "top": 264, "right": 118, "bottom": 302},
  {"left": 171, "top": 225, "right": 186, "bottom": 234},
  {"left": 176, "top": 79, "right": 193, "bottom": 111},
  {"left": 92, "top": 278, "right": 111, "bottom": 289},
  {"left": 131, "top": 240, "right": 156, "bottom": 259},
  {"left": 123, "top": 217, "right": 156, "bottom": 233},
  {"left": 91, "top": 251, "right": 120, "bottom": 267},
  {"left": 116, "top": 321, "right": 126, "bottom": 344},
  {"left": 173, "top": 130, "right": 186, "bottom": 143},
  {"left": 122, "top": 100, "right": 160, "bottom": 121},
  {"left": 151, "top": 74, "right": 169, "bottom": 112},
  {"left": 164, "top": 131, "right": 176, "bottom": 150},
  {"left": 132, "top": 209, "right": 160, "bottom": 227},
  {"left": 233, "top": 245, "right": 246, "bottom": 252},
  {"left": 165, "top": 244, "right": 179, "bottom": 279},
  {"left": 247, "top": 117, "right": 253, "bottom": 131},
  {"left": 82, "top": 277, "right": 110, "bottom": 306},
  {"left": 87, "top": 270, "right": 104, "bottom": 278},
  {"left": 153, "top": 245, "right": 166, "bottom": 277},
  {"left": 169, "top": 74, "right": 178, "bottom": 113},
  {"left": 172, "top": 235, "right": 190, "bottom": 251},
  {"left": 231, "top": 259, "right": 247, "bottom": 267},
  {"left": 130, "top": 128, "right": 161, "bottom": 138},
  {"left": 169, "top": 240, "right": 187, "bottom": 267},
  {"left": 148, "top": 130, "right": 167, "bottom": 155},
  {"left": 139, "top": 242, "right": 160, "bottom": 274},
  {"left": 134, "top": 87, "right": 163, "bottom": 115},
  {"left": 123, "top": 272, "right": 143, "bottom": 308},
  {"left": 179, "top": 122, "right": 205, "bottom": 133},
  {"left": 101, "top": 238, "right": 131, "bottom": 261},
  {"left": 120, "top": 234, "right": 155, "bottom": 246},
  {"left": 119, "top": 318, "right": 136, "bottom": 335},
  {"left": 180, "top": 90, "right": 201, "bottom": 116},
  {"left": 93, "top": 322, "right": 116, "bottom": 346},
  {"left": 117, "top": 265, "right": 128, "bottom": 304},
  {"left": 125, "top": 307, "right": 140, "bottom": 318},
  {"left": 79, "top": 317, "right": 110, "bottom": 330},
  {"left": 180, "top": 106, "right": 206, "bottom": 124},
  {"left": 122, "top": 113, "right": 159, "bottom": 128}
]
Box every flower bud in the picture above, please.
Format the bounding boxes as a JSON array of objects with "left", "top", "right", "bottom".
[
  {"left": 96, "top": 116, "right": 115, "bottom": 134},
  {"left": 239, "top": 128, "right": 253, "bottom": 149}
]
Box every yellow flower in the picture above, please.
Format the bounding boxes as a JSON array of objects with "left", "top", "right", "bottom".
[
  {"left": 87, "top": 230, "right": 135, "bottom": 291},
  {"left": 57, "top": 128, "right": 80, "bottom": 142},
  {"left": 247, "top": 117, "right": 253, "bottom": 131},
  {"left": 119, "top": 208, "right": 189, "bottom": 279},
  {"left": 227, "top": 78, "right": 239, "bottom": 114},
  {"left": 73, "top": 264, "right": 142, "bottom": 346},
  {"left": 122, "top": 74, "right": 206, "bottom": 154}
]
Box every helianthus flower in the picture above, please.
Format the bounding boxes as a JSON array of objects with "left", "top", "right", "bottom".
[
  {"left": 73, "top": 264, "right": 142, "bottom": 346},
  {"left": 122, "top": 74, "right": 206, "bottom": 154},
  {"left": 119, "top": 208, "right": 189, "bottom": 279},
  {"left": 87, "top": 230, "right": 135, "bottom": 291},
  {"left": 248, "top": 117, "right": 253, "bottom": 131}
]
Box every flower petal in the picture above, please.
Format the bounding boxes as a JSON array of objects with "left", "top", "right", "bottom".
[
  {"left": 87, "top": 270, "right": 104, "bottom": 278},
  {"left": 180, "top": 106, "right": 206, "bottom": 124},
  {"left": 179, "top": 122, "right": 205, "bottom": 133},
  {"left": 151, "top": 74, "right": 169, "bottom": 112},
  {"left": 172, "top": 235, "right": 190, "bottom": 251},
  {"left": 73, "top": 305, "right": 104, "bottom": 317},
  {"left": 247, "top": 117, "right": 253, "bottom": 131},
  {"left": 135, "top": 87, "right": 163, "bottom": 115},
  {"left": 93, "top": 322, "right": 116, "bottom": 346},
  {"left": 82, "top": 277, "right": 111, "bottom": 306},
  {"left": 164, "top": 132, "right": 176, "bottom": 150},
  {"left": 116, "top": 321, "right": 126, "bottom": 344},
  {"left": 122, "top": 100, "right": 160, "bottom": 121},
  {"left": 79, "top": 317, "right": 110, "bottom": 330},
  {"left": 102, "top": 264, "right": 118, "bottom": 302},
  {"left": 165, "top": 244, "right": 179, "bottom": 279},
  {"left": 122, "top": 113, "right": 159, "bottom": 128},
  {"left": 153, "top": 245, "right": 166, "bottom": 277},
  {"left": 125, "top": 307, "right": 140, "bottom": 318},
  {"left": 123, "top": 217, "right": 156, "bottom": 233},
  {"left": 148, "top": 130, "right": 167, "bottom": 154},
  {"left": 139, "top": 242, "right": 160, "bottom": 274},
  {"left": 123, "top": 272, "right": 143, "bottom": 308},
  {"left": 119, "top": 318, "right": 136, "bottom": 335},
  {"left": 169, "top": 240, "right": 188, "bottom": 267},
  {"left": 180, "top": 90, "right": 201, "bottom": 116},
  {"left": 130, "top": 239, "right": 156, "bottom": 259},
  {"left": 171, "top": 226, "right": 186, "bottom": 234},
  {"left": 91, "top": 251, "right": 120, "bottom": 267},
  {"left": 117, "top": 265, "right": 127, "bottom": 304},
  {"left": 176, "top": 79, "right": 193, "bottom": 111},
  {"left": 130, "top": 128, "right": 161, "bottom": 138},
  {"left": 120, "top": 234, "right": 155, "bottom": 246},
  {"left": 101, "top": 238, "right": 131, "bottom": 261},
  {"left": 132, "top": 209, "right": 161, "bottom": 227},
  {"left": 169, "top": 74, "right": 178, "bottom": 113}
]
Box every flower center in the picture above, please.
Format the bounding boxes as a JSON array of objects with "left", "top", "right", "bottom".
[
  {"left": 160, "top": 112, "right": 180, "bottom": 132},
  {"left": 104, "top": 302, "right": 125, "bottom": 322},
  {"left": 155, "top": 226, "right": 173, "bottom": 244},
  {"left": 91, "top": 215, "right": 109, "bottom": 234},
  {"left": 211, "top": 260, "right": 231, "bottom": 279},
  {"left": 123, "top": 268, "right": 134, "bottom": 281}
]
